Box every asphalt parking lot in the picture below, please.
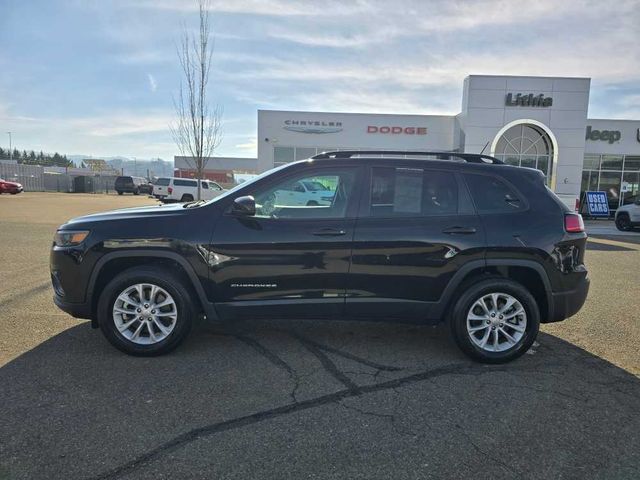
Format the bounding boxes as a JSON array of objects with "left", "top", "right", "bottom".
[{"left": 1, "top": 192, "right": 639, "bottom": 480}]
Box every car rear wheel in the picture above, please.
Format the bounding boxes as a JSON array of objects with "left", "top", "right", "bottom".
[
  {"left": 616, "top": 214, "right": 631, "bottom": 231},
  {"left": 449, "top": 278, "right": 540, "bottom": 363},
  {"left": 97, "top": 266, "right": 194, "bottom": 356},
  {"left": 180, "top": 194, "right": 194, "bottom": 202},
  {"left": 117, "top": 190, "right": 123, "bottom": 195},
  {"left": 306, "top": 200, "right": 319, "bottom": 206}
]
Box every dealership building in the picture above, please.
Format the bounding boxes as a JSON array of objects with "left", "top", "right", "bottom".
[{"left": 255, "top": 75, "right": 640, "bottom": 211}]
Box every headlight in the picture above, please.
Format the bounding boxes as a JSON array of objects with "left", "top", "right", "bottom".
[{"left": 54, "top": 230, "right": 90, "bottom": 247}]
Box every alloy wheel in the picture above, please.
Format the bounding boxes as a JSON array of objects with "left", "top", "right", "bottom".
[
  {"left": 466, "top": 292, "right": 527, "bottom": 352},
  {"left": 112, "top": 283, "right": 178, "bottom": 345}
]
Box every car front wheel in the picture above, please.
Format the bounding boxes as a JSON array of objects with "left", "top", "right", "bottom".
[
  {"left": 615, "top": 214, "right": 631, "bottom": 231},
  {"left": 97, "top": 266, "right": 194, "bottom": 356},
  {"left": 450, "top": 278, "right": 540, "bottom": 363}
]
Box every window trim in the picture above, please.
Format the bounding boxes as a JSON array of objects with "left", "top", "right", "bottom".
[{"left": 462, "top": 172, "right": 530, "bottom": 215}]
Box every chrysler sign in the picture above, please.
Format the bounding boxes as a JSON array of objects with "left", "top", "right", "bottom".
[{"left": 283, "top": 119, "right": 343, "bottom": 134}]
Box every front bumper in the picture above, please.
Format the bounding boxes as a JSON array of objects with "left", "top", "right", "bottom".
[
  {"left": 545, "top": 276, "right": 590, "bottom": 323},
  {"left": 53, "top": 294, "right": 92, "bottom": 320}
]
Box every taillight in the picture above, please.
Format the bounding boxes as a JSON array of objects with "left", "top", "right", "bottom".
[
  {"left": 564, "top": 213, "right": 585, "bottom": 233},
  {"left": 574, "top": 198, "right": 580, "bottom": 212},
  {"left": 168, "top": 187, "right": 173, "bottom": 194}
]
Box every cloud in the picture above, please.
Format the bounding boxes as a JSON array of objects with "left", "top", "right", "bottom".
[
  {"left": 234, "top": 137, "right": 257, "bottom": 154},
  {"left": 147, "top": 73, "right": 158, "bottom": 92}
]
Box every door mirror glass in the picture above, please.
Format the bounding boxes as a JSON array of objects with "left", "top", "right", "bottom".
[{"left": 231, "top": 196, "right": 256, "bottom": 216}]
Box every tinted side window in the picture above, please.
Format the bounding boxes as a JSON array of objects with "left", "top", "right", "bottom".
[
  {"left": 201, "top": 181, "right": 209, "bottom": 189},
  {"left": 464, "top": 174, "right": 523, "bottom": 213},
  {"left": 174, "top": 179, "right": 198, "bottom": 187},
  {"left": 155, "top": 178, "right": 170, "bottom": 186},
  {"left": 370, "top": 167, "right": 458, "bottom": 217}
]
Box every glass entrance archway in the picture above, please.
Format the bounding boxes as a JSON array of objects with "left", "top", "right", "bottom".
[{"left": 492, "top": 122, "right": 554, "bottom": 185}]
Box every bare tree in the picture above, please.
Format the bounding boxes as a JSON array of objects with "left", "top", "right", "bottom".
[{"left": 170, "top": 0, "right": 222, "bottom": 201}]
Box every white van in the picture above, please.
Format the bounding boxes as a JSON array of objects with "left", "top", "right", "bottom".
[{"left": 153, "top": 177, "right": 226, "bottom": 203}]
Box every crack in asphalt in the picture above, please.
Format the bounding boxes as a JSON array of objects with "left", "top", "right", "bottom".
[
  {"left": 289, "top": 331, "right": 360, "bottom": 391},
  {"left": 88, "top": 362, "right": 519, "bottom": 480},
  {"left": 230, "top": 334, "right": 301, "bottom": 403},
  {"left": 453, "top": 424, "right": 522, "bottom": 477},
  {"left": 289, "top": 333, "right": 403, "bottom": 373}
]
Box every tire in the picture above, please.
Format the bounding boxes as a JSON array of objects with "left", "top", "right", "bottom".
[
  {"left": 306, "top": 200, "right": 319, "bottom": 206},
  {"left": 133, "top": 188, "right": 140, "bottom": 196},
  {"left": 117, "top": 191, "right": 123, "bottom": 195},
  {"left": 615, "top": 214, "right": 631, "bottom": 231},
  {"left": 97, "top": 266, "right": 194, "bottom": 356},
  {"left": 449, "top": 277, "right": 540, "bottom": 364},
  {"left": 180, "top": 194, "right": 194, "bottom": 202}
]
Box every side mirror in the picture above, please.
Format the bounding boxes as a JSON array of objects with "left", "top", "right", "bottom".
[{"left": 231, "top": 195, "right": 256, "bottom": 216}]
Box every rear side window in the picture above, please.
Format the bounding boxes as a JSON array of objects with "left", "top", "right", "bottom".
[
  {"left": 370, "top": 167, "right": 458, "bottom": 217},
  {"left": 174, "top": 179, "right": 198, "bottom": 187},
  {"left": 155, "top": 178, "right": 170, "bottom": 186},
  {"left": 201, "top": 181, "right": 209, "bottom": 189},
  {"left": 115, "top": 176, "right": 132, "bottom": 186},
  {"left": 464, "top": 174, "right": 524, "bottom": 213}
]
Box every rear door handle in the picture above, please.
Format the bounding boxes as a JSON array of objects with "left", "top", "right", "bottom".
[
  {"left": 442, "top": 226, "right": 477, "bottom": 234},
  {"left": 312, "top": 228, "right": 346, "bottom": 236}
]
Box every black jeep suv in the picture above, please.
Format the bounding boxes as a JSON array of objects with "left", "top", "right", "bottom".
[{"left": 51, "top": 151, "right": 589, "bottom": 363}]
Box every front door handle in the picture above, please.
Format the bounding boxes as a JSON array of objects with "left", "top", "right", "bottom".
[
  {"left": 442, "top": 226, "right": 477, "bottom": 234},
  {"left": 312, "top": 228, "right": 346, "bottom": 236}
]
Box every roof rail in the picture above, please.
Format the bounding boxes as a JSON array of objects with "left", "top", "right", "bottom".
[{"left": 311, "top": 150, "right": 503, "bottom": 164}]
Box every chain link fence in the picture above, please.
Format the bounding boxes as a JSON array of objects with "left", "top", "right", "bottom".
[{"left": 1, "top": 162, "right": 118, "bottom": 193}]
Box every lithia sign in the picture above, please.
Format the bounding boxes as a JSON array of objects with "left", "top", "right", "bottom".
[{"left": 505, "top": 93, "right": 553, "bottom": 107}]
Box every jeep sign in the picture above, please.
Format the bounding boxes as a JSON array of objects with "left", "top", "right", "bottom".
[
  {"left": 505, "top": 93, "right": 553, "bottom": 107},
  {"left": 586, "top": 125, "right": 621, "bottom": 144}
]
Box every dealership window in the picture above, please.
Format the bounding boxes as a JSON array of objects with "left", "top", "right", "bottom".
[
  {"left": 580, "top": 154, "right": 640, "bottom": 212},
  {"left": 370, "top": 168, "right": 458, "bottom": 217},
  {"left": 295, "top": 147, "right": 317, "bottom": 161},
  {"left": 493, "top": 124, "right": 553, "bottom": 183},
  {"left": 274, "top": 147, "right": 295, "bottom": 167}
]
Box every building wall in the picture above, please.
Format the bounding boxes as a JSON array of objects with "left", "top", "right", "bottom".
[
  {"left": 257, "top": 110, "right": 456, "bottom": 172},
  {"left": 459, "top": 75, "right": 590, "bottom": 197},
  {"left": 174, "top": 156, "right": 257, "bottom": 173}
]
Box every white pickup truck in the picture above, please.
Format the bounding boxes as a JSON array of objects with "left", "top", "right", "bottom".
[
  {"left": 273, "top": 179, "right": 335, "bottom": 207},
  {"left": 153, "top": 177, "right": 226, "bottom": 203}
]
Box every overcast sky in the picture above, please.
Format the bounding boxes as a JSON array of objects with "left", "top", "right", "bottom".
[{"left": 0, "top": 0, "right": 638, "bottom": 161}]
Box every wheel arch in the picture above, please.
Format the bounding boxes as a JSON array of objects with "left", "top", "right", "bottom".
[
  {"left": 88, "top": 251, "right": 218, "bottom": 327},
  {"left": 436, "top": 259, "right": 552, "bottom": 322}
]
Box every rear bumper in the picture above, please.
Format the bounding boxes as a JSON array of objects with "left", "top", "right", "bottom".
[{"left": 545, "top": 276, "right": 590, "bottom": 323}]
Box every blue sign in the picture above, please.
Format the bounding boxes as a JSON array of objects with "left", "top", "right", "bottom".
[{"left": 585, "top": 191, "right": 610, "bottom": 216}]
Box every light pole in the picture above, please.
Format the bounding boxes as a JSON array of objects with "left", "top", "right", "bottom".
[{"left": 6, "top": 132, "right": 12, "bottom": 161}]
